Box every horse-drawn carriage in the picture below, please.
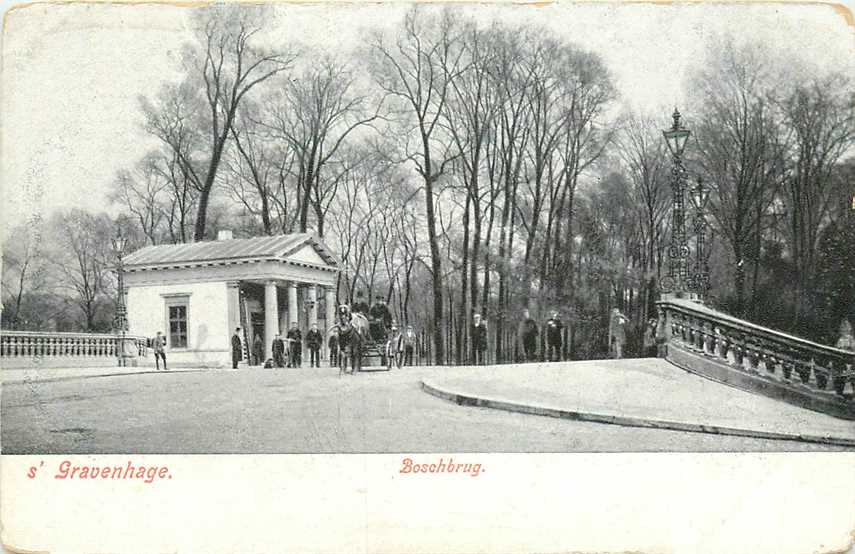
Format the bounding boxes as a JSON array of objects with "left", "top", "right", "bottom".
[{"left": 330, "top": 309, "right": 402, "bottom": 374}]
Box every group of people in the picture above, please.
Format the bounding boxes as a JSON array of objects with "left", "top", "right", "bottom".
[
  {"left": 336, "top": 297, "right": 421, "bottom": 367},
  {"left": 232, "top": 322, "right": 326, "bottom": 370},
  {"left": 469, "top": 307, "right": 645, "bottom": 363},
  {"left": 470, "top": 309, "right": 569, "bottom": 365}
]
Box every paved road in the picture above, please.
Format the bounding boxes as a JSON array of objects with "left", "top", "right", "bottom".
[{"left": 1, "top": 366, "right": 847, "bottom": 454}]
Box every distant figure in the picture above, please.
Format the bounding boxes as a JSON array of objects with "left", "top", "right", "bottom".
[
  {"left": 608, "top": 308, "right": 629, "bottom": 359},
  {"left": 306, "top": 323, "right": 323, "bottom": 368},
  {"left": 472, "top": 313, "right": 488, "bottom": 365},
  {"left": 252, "top": 333, "right": 264, "bottom": 366},
  {"left": 519, "top": 309, "right": 539, "bottom": 362},
  {"left": 402, "top": 324, "right": 417, "bottom": 366},
  {"left": 387, "top": 323, "right": 403, "bottom": 368},
  {"left": 643, "top": 318, "right": 658, "bottom": 357},
  {"left": 153, "top": 331, "right": 167, "bottom": 371},
  {"left": 287, "top": 322, "right": 302, "bottom": 368},
  {"left": 836, "top": 319, "right": 855, "bottom": 352},
  {"left": 231, "top": 327, "right": 243, "bottom": 369},
  {"left": 369, "top": 295, "right": 393, "bottom": 328},
  {"left": 328, "top": 331, "right": 339, "bottom": 367},
  {"left": 351, "top": 291, "right": 370, "bottom": 317},
  {"left": 545, "top": 312, "right": 564, "bottom": 362},
  {"left": 272, "top": 333, "right": 286, "bottom": 368}
]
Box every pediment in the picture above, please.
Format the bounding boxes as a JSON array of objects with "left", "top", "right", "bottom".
[{"left": 287, "top": 245, "right": 329, "bottom": 266}]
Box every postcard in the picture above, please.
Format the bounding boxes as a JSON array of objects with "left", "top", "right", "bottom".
[{"left": 2, "top": 1, "right": 854, "bottom": 553}]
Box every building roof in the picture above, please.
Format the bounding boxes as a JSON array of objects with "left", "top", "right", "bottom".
[{"left": 123, "top": 233, "right": 339, "bottom": 269}]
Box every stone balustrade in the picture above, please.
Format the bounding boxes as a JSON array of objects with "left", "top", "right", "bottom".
[
  {"left": 658, "top": 298, "right": 855, "bottom": 405},
  {"left": 0, "top": 330, "right": 149, "bottom": 364}
]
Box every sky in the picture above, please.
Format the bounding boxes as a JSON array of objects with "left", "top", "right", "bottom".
[{"left": 2, "top": 1, "right": 854, "bottom": 237}]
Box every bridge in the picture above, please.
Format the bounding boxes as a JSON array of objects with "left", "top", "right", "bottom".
[{"left": 2, "top": 299, "right": 853, "bottom": 452}]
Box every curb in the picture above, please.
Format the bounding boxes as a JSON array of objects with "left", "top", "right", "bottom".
[
  {"left": 420, "top": 380, "right": 855, "bottom": 448},
  {"left": 2, "top": 368, "right": 218, "bottom": 386}
]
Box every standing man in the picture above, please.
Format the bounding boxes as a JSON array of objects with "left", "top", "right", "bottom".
[
  {"left": 231, "top": 327, "right": 243, "bottom": 369},
  {"left": 402, "top": 324, "right": 417, "bottom": 367},
  {"left": 608, "top": 308, "right": 629, "bottom": 359},
  {"left": 153, "top": 331, "right": 167, "bottom": 371},
  {"left": 252, "top": 333, "right": 264, "bottom": 366},
  {"left": 519, "top": 309, "right": 539, "bottom": 362},
  {"left": 306, "top": 323, "right": 323, "bottom": 368},
  {"left": 272, "top": 332, "right": 286, "bottom": 368},
  {"left": 545, "top": 311, "right": 564, "bottom": 362},
  {"left": 472, "top": 313, "right": 488, "bottom": 365},
  {"left": 351, "top": 292, "right": 369, "bottom": 316},
  {"left": 369, "top": 295, "right": 393, "bottom": 328},
  {"left": 287, "top": 322, "right": 302, "bottom": 368},
  {"left": 328, "top": 331, "right": 339, "bottom": 367}
]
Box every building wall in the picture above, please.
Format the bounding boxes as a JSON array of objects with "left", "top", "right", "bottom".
[{"left": 127, "top": 281, "right": 230, "bottom": 367}]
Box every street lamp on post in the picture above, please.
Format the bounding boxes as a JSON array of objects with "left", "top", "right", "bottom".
[
  {"left": 111, "top": 227, "right": 129, "bottom": 367},
  {"left": 660, "top": 108, "right": 691, "bottom": 297},
  {"left": 689, "top": 177, "right": 711, "bottom": 299}
]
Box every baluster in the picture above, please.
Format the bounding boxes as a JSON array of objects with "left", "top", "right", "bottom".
[
  {"left": 794, "top": 352, "right": 811, "bottom": 385},
  {"left": 830, "top": 357, "right": 846, "bottom": 397},
  {"left": 733, "top": 335, "right": 745, "bottom": 369},
  {"left": 743, "top": 341, "right": 757, "bottom": 373},
  {"left": 814, "top": 356, "right": 830, "bottom": 391}
]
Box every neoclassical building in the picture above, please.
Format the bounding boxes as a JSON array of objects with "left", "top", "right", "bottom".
[{"left": 123, "top": 232, "right": 339, "bottom": 367}]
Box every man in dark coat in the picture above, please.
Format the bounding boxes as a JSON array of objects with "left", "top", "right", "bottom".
[
  {"left": 328, "top": 332, "right": 339, "bottom": 367},
  {"left": 351, "top": 292, "right": 369, "bottom": 316},
  {"left": 472, "top": 313, "right": 488, "bottom": 365},
  {"left": 369, "top": 295, "right": 392, "bottom": 328},
  {"left": 306, "top": 323, "right": 323, "bottom": 368},
  {"left": 252, "top": 333, "right": 264, "bottom": 366},
  {"left": 287, "top": 322, "right": 302, "bottom": 368},
  {"left": 545, "top": 311, "right": 564, "bottom": 362},
  {"left": 272, "top": 333, "right": 286, "bottom": 368},
  {"left": 231, "top": 327, "right": 243, "bottom": 369},
  {"left": 519, "top": 309, "right": 539, "bottom": 362}
]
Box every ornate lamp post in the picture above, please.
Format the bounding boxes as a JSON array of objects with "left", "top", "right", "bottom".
[
  {"left": 689, "top": 177, "right": 711, "bottom": 299},
  {"left": 111, "top": 227, "right": 128, "bottom": 366},
  {"left": 660, "top": 108, "right": 691, "bottom": 296}
]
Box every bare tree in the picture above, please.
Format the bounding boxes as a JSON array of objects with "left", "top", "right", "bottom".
[
  {"left": 270, "top": 55, "right": 381, "bottom": 237},
  {"left": 367, "top": 6, "right": 467, "bottom": 364},
  {"left": 49, "top": 210, "right": 115, "bottom": 331},
  {"left": 141, "top": 5, "right": 296, "bottom": 241},
  {"left": 690, "top": 39, "right": 786, "bottom": 315},
  {"left": 779, "top": 71, "right": 855, "bottom": 325},
  {"left": 110, "top": 153, "right": 168, "bottom": 245},
  {"left": 1, "top": 217, "right": 50, "bottom": 329}
]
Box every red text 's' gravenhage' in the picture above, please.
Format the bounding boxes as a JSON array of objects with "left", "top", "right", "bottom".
[{"left": 54, "top": 460, "right": 172, "bottom": 483}]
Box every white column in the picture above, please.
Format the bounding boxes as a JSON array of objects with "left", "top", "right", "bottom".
[
  {"left": 307, "top": 286, "right": 318, "bottom": 328},
  {"left": 325, "top": 286, "right": 336, "bottom": 331},
  {"left": 227, "top": 281, "right": 240, "bottom": 340},
  {"left": 325, "top": 286, "right": 336, "bottom": 361},
  {"left": 264, "top": 281, "right": 279, "bottom": 361},
  {"left": 288, "top": 282, "right": 299, "bottom": 330}
]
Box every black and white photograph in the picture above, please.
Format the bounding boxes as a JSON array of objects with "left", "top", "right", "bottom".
[{"left": 1, "top": 1, "right": 854, "bottom": 552}]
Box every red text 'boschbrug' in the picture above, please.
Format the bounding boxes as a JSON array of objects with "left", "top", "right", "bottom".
[
  {"left": 399, "top": 457, "right": 483, "bottom": 477},
  {"left": 53, "top": 460, "right": 172, "bottom": 483}
]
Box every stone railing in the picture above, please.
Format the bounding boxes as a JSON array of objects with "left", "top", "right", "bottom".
[
  {"left": 1, "top": 330, "right": 149, "bottom": 365},
  {"left": 658, "top": 298, "right": 855, "bottom": 404}
]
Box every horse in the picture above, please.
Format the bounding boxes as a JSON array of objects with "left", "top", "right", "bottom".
[{"left": 333, "top": 312, "right": 369, "bottom": 375}]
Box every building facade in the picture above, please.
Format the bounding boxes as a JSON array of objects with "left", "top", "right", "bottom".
[{"left": 123, "top": 232, "right": 339, "bottom": 368}]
